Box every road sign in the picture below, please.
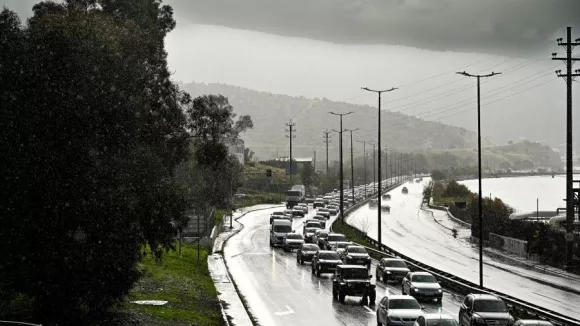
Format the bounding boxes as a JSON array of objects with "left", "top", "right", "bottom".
[{"left": 565, "top": 232, "right": 574, "bottom": 241}]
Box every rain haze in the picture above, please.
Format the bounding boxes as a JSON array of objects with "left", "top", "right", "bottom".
[{"left": 2, "top": 1, "right": 580, "bottom": 326}]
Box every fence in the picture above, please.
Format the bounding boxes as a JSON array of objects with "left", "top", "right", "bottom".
[
  {"left": 489, "top": 232, "right": 528, "bottom": 257},
  {"left": 181, "top": 209, "right": 214, "bottom": 240}
]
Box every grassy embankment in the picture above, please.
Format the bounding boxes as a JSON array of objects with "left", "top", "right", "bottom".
[
  {"left": 237, "top": 163, "right": 289, "bottom": 207},
  {"left": 119, "top": 245, "right": 223, "bottom": 326}
]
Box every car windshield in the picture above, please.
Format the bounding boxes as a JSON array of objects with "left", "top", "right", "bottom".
[
  {"left": 347, "top": 247, "right": 367, "bottom": 254},
  {"left": 319, "top": 208, "right": 328, "bottom": 212},
  {"left": 302, "top": 244, "right": 319, "bottom": 251},
  {"left": 328, "top": 235, "right": 347, "bottom": 242},
  {"left": 286, "top": 234, "right": 303, "bottom": 239},
  {"left": 305, "top": 228, "right": 320, "bottom": 233},
  {"left": 307, "top": 222, "right": 321, "bottom": 227},
  {"left": 337, "top": 242, "right": 350, "bottom": 248},
  {"left": 474, "top": 300, "right": 508, "bottom": 313},
  {"left": 319, "top": 252, "right": 340, "bottom": 260},
  {"left": 273, "top": 225, "right": 292, "bottom": 233},
  {"left": 412, "top": 274, "right": 437, "bottom": 283},
  {"left": 385, "top": 260, "right": 407, "bottom": 268},
  {"left": 388, "top": 299, "right": 420, "bottom": 310},
  {"left": 427, "top": 319, "right": 459, "bottom": 326},
  {"left": 272, "top": 212, "right": 283, "bottom": 215},
  {"left": 286, "top": 190, "right": 301, "bottom": 196},
  {"left": 317, "top": 232, "right": 329, "bottom": 239},
  {"left": 342, "top": 269, "right": 368, "bottom": 279}
]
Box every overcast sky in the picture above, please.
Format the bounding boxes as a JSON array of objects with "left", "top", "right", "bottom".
[{"left": 3, "top": 0, "right": 579, "bottom": 149}]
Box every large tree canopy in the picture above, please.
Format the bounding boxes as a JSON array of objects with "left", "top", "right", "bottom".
[{"left": 0, "top": 1, "right": 191, "bottom": 322}]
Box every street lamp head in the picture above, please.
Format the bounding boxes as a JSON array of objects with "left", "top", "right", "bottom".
[
  {"left": 556, "top": 69, "right": 562, "bottom": 74},
  {"left": 557, "top": 38, "right": 563, "bottom": 45},
  {"left": 552, "top": 53, "right": 557, "bottom": 58}
]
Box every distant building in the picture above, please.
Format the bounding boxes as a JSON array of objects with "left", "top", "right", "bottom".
[
  {"left": 275, "top": 157, "right": 313, "bottom": 173},
  {"left": 228, "top": 138, "right": 244, "bottom": 165}
]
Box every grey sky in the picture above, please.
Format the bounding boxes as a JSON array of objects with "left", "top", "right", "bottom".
[{"left": 165, "top": 0, "right": 580, "bottom": 57}]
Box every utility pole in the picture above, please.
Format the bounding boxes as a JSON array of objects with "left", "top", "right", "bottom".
[
  {"left": 552, "top": 27, "right": 580, "bottom": 268},
  {"left": 384, "top": 147, "right": 388, "bottom": 191},
  {"left": 389, "top": 149, "right": 393, "bottom": 186},
  {"left": 457, "top": 70, "right": 502, "bottom": 288},
  {"left": 362, "top": 87, "right": 398, "bottom": 250},
  {"left": 313, "top": 150, "right": 316, "bottom": 171},
  {"left": 370, "top": 142, "right": 377, "bottom": 194},
  {"left": 356, "top": 140, "right": 368, "bottom": 199},
  {"left": 346, "top": 129, "right": 360, "bottom": 204},
  {"left": 330, "top": 111, "right": 353, "bottom": 229},
  {"left": 323, "top": 129, "right": 332, "bottom": 174},
  {"left": 285, "top": 119, "right": 297, "bottom": 184}
]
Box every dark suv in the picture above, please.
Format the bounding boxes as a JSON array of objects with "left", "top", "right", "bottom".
[
  {"left": 332, "top": 265, "right": 376, "bottom": 305},
  {"left": 376, "top": 258, "right": 410, "bottom": 282},
  {"left": 341, "top": 245, "right": 371, "bottom": 268},
  {"left": 459, "top": 294, "right": 514, "bottom": 326},
  {"left": 311, "top": 250, "right": 342, "bottom": 276}
]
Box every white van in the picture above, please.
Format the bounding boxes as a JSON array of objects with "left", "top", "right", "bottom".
[{"left": 270, "top": 219, "right": 293, "bottom": 247}]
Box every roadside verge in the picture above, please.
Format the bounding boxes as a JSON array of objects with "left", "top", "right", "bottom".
[{"left": 208, "top": 204, "right": 284, "bottom": 326}]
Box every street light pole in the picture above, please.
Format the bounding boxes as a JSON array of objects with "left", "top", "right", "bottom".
[
  {"left": 330, "top": 111, "right": 353, "bottom": 230},
  {"left": 362, "top": 87, "right": 397, "bottom": 250},
  {"left": 456, "top": 71, "right": 501, "bottom": 288}
]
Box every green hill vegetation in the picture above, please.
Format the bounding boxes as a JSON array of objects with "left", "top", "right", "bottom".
[{"left": 179, "top": 82, "right": 480, "bottom": 161}]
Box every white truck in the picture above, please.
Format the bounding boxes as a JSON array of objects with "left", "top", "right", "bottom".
[{"left": 285, "top": 184, "right": 306, "bottom": 208}]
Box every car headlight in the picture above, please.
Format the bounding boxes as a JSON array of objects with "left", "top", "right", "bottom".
[
  {"left": 438, "top": 289, "right": 442, "bottom": 292},
  {"left": 413, "top": 288, "right": 419, "bottom": 292},
  {"left": 386, "top": 271, "right": 392, "bottom": 274},
  {"left": 340, "top": 282, "right": 346, "bottom": 286},
  {"left": 346, "top": 255, "right": 352, "bottom": 259},
  {"left": 474, "top": 316, "right": 485, "bottom": 324}
]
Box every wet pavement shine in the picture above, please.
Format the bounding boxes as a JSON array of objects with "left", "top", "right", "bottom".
[{"left": 223, "top": 202, "right": 463, "bottom": 326}]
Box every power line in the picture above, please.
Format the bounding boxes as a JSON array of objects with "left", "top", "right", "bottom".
[
  {"left": 285, "top": 119, "right": 296, "bottom": 183},
  {"left": 551, "top": 26, "right": 580, "bottom": 267},
  {"left": 322, "top": 129, "right": 332, "bottom": 173}
]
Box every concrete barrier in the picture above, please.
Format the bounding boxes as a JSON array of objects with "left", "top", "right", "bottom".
[{"left": 489, "top": 232, "right": 528, "bottom": 258}]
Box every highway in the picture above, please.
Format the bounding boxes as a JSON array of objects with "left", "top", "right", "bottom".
[
  {"left": 224, "top": 204, "right": 465, "bottom": 326},
  {"left": 347, "top": 178, "right": 580, "bottom": 320}
]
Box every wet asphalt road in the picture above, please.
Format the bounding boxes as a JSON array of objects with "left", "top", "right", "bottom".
[
  {"left": 347, "top": 178, "right": 580, "bottom": 320},
  {"left": 224, "top": 203, "right": 463, "bottom": 326}
]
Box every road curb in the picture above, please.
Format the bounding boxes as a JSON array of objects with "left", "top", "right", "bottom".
[{"left": 213, "top": 204, "right": 284, "bottom": 326}]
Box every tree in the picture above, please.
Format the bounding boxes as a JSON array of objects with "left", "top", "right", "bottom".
[
  {"left": 299, "top": 163, "right": 316, "bottom": 188},
  {"left": 0, "top": 2, "right": 190, "bottom": 322},
  {"left": 234, "top": 114, "right": 254, "bottom": 137},
  {"left": 431, "top": 169, "right": 447, "bottom": 181},
  {"left": 244, "top": 148, "right": 255, "bottom": 162}
]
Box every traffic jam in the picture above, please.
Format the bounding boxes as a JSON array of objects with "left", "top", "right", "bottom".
[{"left": 267, "top": 182, "right": 525, "bottom": 326}]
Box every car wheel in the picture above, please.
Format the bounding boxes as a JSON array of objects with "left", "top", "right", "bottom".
[
  {"left": 369, "top": 290, "right": 376, "bottom": 304},
  {"left": 338, "top": 292, "right": 345, "bottom": 303},
  {"left": 361, "top": 295, "right": 368, "bottom": 306}
]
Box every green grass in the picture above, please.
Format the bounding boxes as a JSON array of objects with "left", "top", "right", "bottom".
[
  {"left": 121, "top": 244, "right": 223, "bottom": 326},
  {"left": 235, "top": 191, "right": 284, "bottom": 208},
  {"left": 214, "top": 209, "right": 227, "bottom": 225}
]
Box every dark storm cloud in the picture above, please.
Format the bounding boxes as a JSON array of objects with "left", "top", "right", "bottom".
[{"left": 166, "top": 0, "right": 580, "bottom": 56}]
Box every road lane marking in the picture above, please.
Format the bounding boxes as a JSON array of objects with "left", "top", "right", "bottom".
[
  {"left": 274, "top": 305, "right": 294, "bottom": 316},
  {"left": 364, "top": 306, "right": 375, "bottom": 315}
]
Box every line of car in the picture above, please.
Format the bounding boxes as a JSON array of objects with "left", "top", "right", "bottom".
[{"left": 269, "top": 185, "right": 549, "bottom": 326}]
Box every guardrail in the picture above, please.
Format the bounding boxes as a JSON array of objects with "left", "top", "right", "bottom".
[{"left": 332, "top": 178, "right": 580, "bottom": 326}]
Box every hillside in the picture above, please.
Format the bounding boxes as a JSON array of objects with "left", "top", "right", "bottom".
[
  {"left": 179, "top": 82, "right": 481, "bottom": 161},
  {"left": 424, "top": 140, "right": 562, "bottom": 171}
]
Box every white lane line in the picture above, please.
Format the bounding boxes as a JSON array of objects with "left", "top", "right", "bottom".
[
  {"left": 364, "top": 305, "right": 375, "bottom": 315},
  {"left": 274, "top": 305, "right": 295, "bottom": 316}
]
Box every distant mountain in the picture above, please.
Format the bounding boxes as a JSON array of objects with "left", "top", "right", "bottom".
[
  {"left": 179, "top": 82, "right": 482, "bottom": 161},
  {"left": 425, "top": 140, "right": 563, "bottom": 171}
]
